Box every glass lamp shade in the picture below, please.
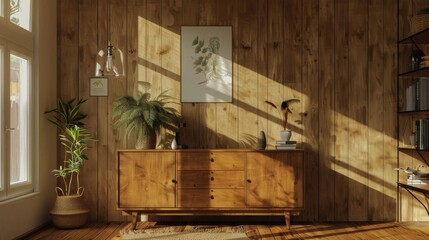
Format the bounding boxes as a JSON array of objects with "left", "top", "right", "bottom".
[{"left": 95, "top": 42, "right": 125, "bottom": 77}]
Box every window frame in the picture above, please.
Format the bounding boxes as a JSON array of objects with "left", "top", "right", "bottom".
[{"left": 0, "top": 0, "right": 34, "bottom": 202}]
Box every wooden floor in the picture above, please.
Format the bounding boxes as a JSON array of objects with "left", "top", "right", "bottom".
[{"left": 20, "top": 221, "right": 429, "bottom": 240}]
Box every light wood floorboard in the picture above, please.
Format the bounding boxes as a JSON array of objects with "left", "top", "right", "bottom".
[{"left": 19, "top": 222, "right": 429, "bottom": 240}]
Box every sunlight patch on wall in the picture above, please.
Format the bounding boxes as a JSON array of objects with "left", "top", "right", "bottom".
[{"left": 333, "top": 115, "right": 397, "bottom": 195}]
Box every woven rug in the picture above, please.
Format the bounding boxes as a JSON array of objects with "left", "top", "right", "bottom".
[{"left": 121, "top": 225, "right": 250, "bottom": 240}]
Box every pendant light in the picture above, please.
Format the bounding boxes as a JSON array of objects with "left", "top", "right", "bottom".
[{"left": 95, "top": 0, "right": 125, "bottom": 77}]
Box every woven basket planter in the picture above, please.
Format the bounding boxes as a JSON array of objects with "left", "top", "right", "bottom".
[{"left": 50, "top": 195, "right": 89, "bottom": 229}]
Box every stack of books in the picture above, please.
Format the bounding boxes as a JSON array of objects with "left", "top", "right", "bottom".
[
  {"left": 275, "top": 140, "right": 297, "bottom": 150},
  {"left": 407, "top": 174, "right": 429, "bottom": 185},
  {"left": 405, "top": 77, "right": 429, "bottom": 111}
]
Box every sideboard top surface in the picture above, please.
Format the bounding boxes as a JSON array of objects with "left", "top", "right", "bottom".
[{"left": 117, "top": 149, "right": 304, "bottom": 152}]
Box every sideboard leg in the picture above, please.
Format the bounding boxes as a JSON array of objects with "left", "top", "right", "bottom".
[
  {"left": 284, "top": 211, "right": 291, "bottom": 230},
  {"left": 131, "top": 212, "right": 139, "bottom": 230}
]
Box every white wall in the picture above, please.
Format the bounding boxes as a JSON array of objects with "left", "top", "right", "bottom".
[{"left": 0, "top": 1, "right": 57, "bottom": 239}]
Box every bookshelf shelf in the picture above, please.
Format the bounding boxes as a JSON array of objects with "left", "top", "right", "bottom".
[
  {"left": 399, "top": 66, "right": 429, "bottom": 78},
  {"left": 398, "top": 28, "right": 429, "bottom": 44},
  {"left": 398, "top": 110, "right": 429, "bottom": 116},
  {"left": 399, "top": 147, "right": 423, "bottom": 151}
]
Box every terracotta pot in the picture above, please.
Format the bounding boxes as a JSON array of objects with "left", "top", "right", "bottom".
[{"left": 50, "top": 195, "right": 89, "bottom": 229}]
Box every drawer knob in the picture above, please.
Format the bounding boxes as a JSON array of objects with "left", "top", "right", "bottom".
[
  {"left": 210, "top": 195, "right": 214, "bottom": 199},
  {"left": 210, "top": 177, "right": 214, "bottom": 181},
  {"left": 247, "top": 179, "right": 252, "bottom": 183},
  {"left": 172, "top": 179, "right": 178, "bottom": 184}
]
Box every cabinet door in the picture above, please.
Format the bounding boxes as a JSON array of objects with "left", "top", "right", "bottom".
[
  {"left": 246, "top": 151, "right": 303, "bottom": 208},
  {"left": 118, "top": 151, "right": 176, "bottom": 208}
]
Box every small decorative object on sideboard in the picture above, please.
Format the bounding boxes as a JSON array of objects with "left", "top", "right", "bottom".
[
  {"left": 265, "top": 98, "right": 300, "bottom": 144},
  {"left": 257, "top": 130, "right": 267, "bottom": 150},
  {"left": 171, "top": 137, "right": 178, "bottom": 150}
]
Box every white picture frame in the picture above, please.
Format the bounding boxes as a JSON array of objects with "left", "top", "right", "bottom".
[
  {"left": 90, "top": 77, "right": 108, "bottom": 97},
  {"left": 181, "top": 26, "right": 233, "bottom": 103}
]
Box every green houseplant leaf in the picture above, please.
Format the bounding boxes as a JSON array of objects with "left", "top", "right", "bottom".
[
  {"left": 54, "top": 125, "right": 96, "bottom": 196},
  {"left": 44, "top": 98, "right": 88, "bottom": 132},
  {"left": 112, "top": 82, "right": 180, "bottom": 149}
]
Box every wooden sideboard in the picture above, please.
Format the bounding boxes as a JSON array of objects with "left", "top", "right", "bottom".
[{"left": 117, "top": 149, "right": 304, "bottom": 229}]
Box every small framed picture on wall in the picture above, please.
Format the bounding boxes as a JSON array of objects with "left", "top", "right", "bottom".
[{"left": 89, "top": 77, "right": 108, "bottom": 97}]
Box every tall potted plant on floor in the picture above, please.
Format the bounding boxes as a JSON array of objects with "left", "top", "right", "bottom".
[
  {"left": 49, "top": 125, "right": 96, "bottom": 228},
  {"left": 112, "top": 82, "right": 180, "bottom": 149},
  {"left": 45, "top": 98, "right": 96, "bottom": 228}
]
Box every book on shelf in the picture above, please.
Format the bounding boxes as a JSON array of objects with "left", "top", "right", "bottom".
[
  {"left": 406, "top": 179, "right": 429, "bottom": 185},
  {"left": 421, "top": 77, "right": 429, "bottom": 110},
  {"left": 276, "top": 140, "right": 297, "bottom": 144},
  {"left": 275, "top": 145, "right": 296, "bottom": 150},
  {"left": 405, "top": 77, "right": 429, "bottom": 111},
  {"left": 408, "top": 174, "right": 429, "bottom": 180},
  {"left": 415, "top": 118, "right": 429, "bottom": 150}
]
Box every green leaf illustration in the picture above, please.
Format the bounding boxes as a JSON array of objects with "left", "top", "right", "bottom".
[{"left": 192, "top": 36, "right": 199, "bottom": 46}]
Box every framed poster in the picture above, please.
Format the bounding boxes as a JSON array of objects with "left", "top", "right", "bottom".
[
  {"left": 89, "top": 77, "right": 108, "bottom": 97},
  {"left": 181, "top": 26, "right": 232, "bottom": 102}
]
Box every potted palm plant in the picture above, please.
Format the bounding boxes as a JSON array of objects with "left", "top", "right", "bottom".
[
  {"left": 45, "top": 98, "right": 96, "bottom": 228},
  {"left": 112, "top": 82, "right": 180, "bottom": 149}
]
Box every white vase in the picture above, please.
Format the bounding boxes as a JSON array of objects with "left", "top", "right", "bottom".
[
  {"left": 280, "top": 129, "right": 292, "bottom": 141},
  {"left": 171, "top": 138, "right": 178, "bottom": 149}
]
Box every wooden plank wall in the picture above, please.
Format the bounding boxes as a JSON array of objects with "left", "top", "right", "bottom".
[{"left": 57, "top": 0, "right": 405, "bottom": 222}]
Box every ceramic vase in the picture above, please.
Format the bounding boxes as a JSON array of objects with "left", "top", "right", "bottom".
[
  {"left": 257, "top": 131, "right": 267, "bottom": 150},
  {"left": 171, "top": 138, "right": 178, "bottom": 149}
]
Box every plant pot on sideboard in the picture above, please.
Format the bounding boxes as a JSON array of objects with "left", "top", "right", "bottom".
[{"left": 50, "top": 195, "right": 89, "bottom": 229}]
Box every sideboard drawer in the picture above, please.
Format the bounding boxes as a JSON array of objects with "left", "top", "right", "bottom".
[
  {"left": 178, "top": 189, "right": 245, "bottom": 208},
  {"left": 178, "top": 170, "right": 245, "bottom": 188},
  {"left": 178, "top": 152, "right": 244, "bottom": 170}
]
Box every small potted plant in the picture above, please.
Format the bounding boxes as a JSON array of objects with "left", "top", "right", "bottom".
[
  {"left": 265, "top": 99, "right": 300, "bottom": 141},
  {"left": 112, "top": 82, "right": 180, "bottom": 149}
]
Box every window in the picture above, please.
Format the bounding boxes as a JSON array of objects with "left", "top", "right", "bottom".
[
  {"left": 0, "top": 0, "right": 33, "bottom": 201},
  {"left": 9, "top": 53, "right": 30, "bottom": 186},
  {"left": 10, "top": 0, "right": 31, "bottom": 31}
]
